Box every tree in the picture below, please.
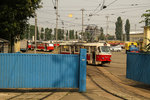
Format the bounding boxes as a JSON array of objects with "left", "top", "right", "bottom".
[
  {"left": 99, "top": 27, "right": 105, "bottom": 40},
  {"left": 45, "top": 28, "right": 52, "bottom": 40},
  {"left": 40, "top": 27, "right": 44, "bottom": 40},
  {"left": 58, "top": 29, "right": 63, "bottom": 40},
  {"left": 69, "top": 30, "right": 74, "bottom": 39},
  {"left": 66, "top": 30, "right": 69, "bottom": 40},
  {"left": 115, "top": 17, "right": 123, "bottom": 40},
  {"left": 0, "top": 0, "right": 41, "bottom": 52},
  {"left": 20, "top": 24, "right": 29, "bottom": 40},
  {"left": 125, "top": 19, "right": 130, "bottom": 41},
  {"left": 75, "top": 31, "right": 78, "bottom": 39},
  {"left": 107, "top": 35, "right": 115, "bottom": 40},
  {"left": 30, "top": 25, "right": 35, "bottom": 39},
  {"left": 85, "top": 32, "right": 92, "bottom": 41},
  {"left": 141, "top": 10, "right": 150, "bottom": 26},
  {"left": 27, "top": 25, "right": 39, "bottom": 40},
  {"left": 54, "top": 28, "right": 64, "bottom": 40}
]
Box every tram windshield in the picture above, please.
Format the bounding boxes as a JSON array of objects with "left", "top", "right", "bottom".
[{"left": 100, "top": 46, "right": 110, "bottom": 53}]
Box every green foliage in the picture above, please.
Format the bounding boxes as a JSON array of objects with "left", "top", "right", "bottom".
[
  {"left": 115, "top": 17, "right": 123, "bottom": 40},
  {"left": 40, "top": 33, "right": 44, "bottom": 40},
  {"left": 54, "top": 28, "right": 64, "bottom": 40},
  {"left": 84, "top": 32, "right": 91, "bottom": 41},
  {"left": 141, "top": 10, "right": 150, "bottom": 26},
  {"left": 28, "top": 25, "right": 39, "bottom": 40},
  {"left": 30, "top": 25, "right": 35, "bottom": 39},
  {"left": 99, "top": 27, "right": 105, "bottom": 40},
  {"left": 0, "top": 0, "right": 41, "bottom": 52},
  {"left": 75, "top": 31, "right": 78, "bottom": 39},
  {"left": 20, "top": 24, "right": 29, "bottom": 40},
  {"left": 125, "top": 19, "right": 130, "bottom": 41},
  {"left": 107, "top": 35, "right": 115, "bottom": 40},
  {"left": 69, "top": 30, "right": 74, "bottom": 40},
  {"left": 66, "top": 30, "right": 69, "bottom": 40},
  {"left": 40, "top": 27, "right": 44, "bottom": 40},
  {"left": 58, "top": 29, "right": 64, "bottom": 40},
  {"left": 45, "top": 28, "right": 53, "bottom": 40}
]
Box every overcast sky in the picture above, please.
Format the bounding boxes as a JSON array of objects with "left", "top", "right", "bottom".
[{"left": 29, "top": 0, "right": 150, "bottom": 35}]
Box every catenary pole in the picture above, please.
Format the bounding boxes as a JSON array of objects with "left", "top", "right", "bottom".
[
  {"left": 55, "top": 0, "right": 58, "bottom": 49},
  {"left": 34, "top": 13, "right": 37, "bottom": 54},
  {"left": 81, "top": 8, "right": 85, "bottom": 41}
]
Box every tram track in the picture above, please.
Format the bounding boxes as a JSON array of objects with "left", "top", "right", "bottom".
[
  {"left": 87, "top": 69, "right": 127, "bottom": 100},
  {"left": 87, "top": 65, "right": 150, "bottom": 100},
  {"left": 87, "top": 73, "right": 126, "bottom": 100}
]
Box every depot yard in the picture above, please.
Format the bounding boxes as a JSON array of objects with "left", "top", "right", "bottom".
[{"left": 0, "top": 49, "right": 150, "bottom": 100}]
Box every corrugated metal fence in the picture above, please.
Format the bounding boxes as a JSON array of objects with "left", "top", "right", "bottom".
[
  {"left": 0, "top": 49, "right": 87, "bottom": 92},
  {"left": 126, "top": 53, "right": 150, "bottom": 84}
]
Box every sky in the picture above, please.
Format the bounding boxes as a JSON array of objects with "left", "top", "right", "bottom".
[{"left": 29, "top": 0, "right": 150, "bottom": 35}]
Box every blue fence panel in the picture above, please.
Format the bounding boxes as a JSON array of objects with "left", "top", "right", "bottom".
[
  {"left": 79, "top": 49, "right": 87, "bottom": 92},
  {"left": 0, "top": 49, "right": 87, "bottom": 91},
  {"left": 127, "top": 53, "right": 150, "bottom": 84}
]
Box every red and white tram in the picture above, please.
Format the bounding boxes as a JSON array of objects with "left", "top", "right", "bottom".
[
  {"left": 60, "top": 42, "right": 112, "bottom": 65},
  {"left": 29, "top": 41, "right": 54, "bottom": 52}
]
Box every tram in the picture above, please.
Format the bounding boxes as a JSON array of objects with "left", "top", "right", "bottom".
[
  {"left": 60, "top": 42, "right": 112, "bottom": 65},
  {"left": 29, "top": 41, "right": 54, "bottom": 52}
]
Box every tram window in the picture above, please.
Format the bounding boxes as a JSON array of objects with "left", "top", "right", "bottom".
[
  {"left": 100, "top": 46, "right": 110, "bottom": 52},
  {"left": 91, "top": 46, "right": 96, "bottom": 52},
  {"left": 65, "top": 46, "right": 69, "bottom": 51},
  {"left": 98, "top": 47, "right": 101, "bottom": 52},
  {"left": 62, "top": 46, "right": 65, "bottom": 51},
  {"left": 75, "top": 46, "right": 79, "bottom": 52},
  {"left": 84, "top": 46, "right": 89, "bottom": 53}
]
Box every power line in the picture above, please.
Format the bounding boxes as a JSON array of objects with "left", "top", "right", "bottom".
[
  {"left": 107, "top": 0, "right": 118, "bottom": 7},
  {"left": 94, "top": 0, "right": 118, "bottom": 14}
]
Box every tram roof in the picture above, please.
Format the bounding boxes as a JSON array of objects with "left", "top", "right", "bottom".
[{"left": 60, "top": 42, "right": 110, "bottom": 47}]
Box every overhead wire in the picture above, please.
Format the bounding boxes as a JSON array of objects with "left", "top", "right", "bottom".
[
  {"left": 95, "top": 0, "right": 118, "bottom": 14},
  {"left": 29, "top": 0, "right": 149, "bottom": 32}
]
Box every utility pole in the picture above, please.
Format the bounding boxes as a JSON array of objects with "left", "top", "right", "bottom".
[
  {"left": 81, "top": 8, "right": 85, "bottom": 41},
  {"left": 55, "top": 0, "right": 58, "bottom": 48},
  {"left": 62, "top": 21, "right": 66, "bottom": 41},
  {"left": 34, "top": 13, "right": 37, "bottom": 54},
  {"left": 68, "top": 30, "right": 70, "bottom": 41},
  {"left": 28, "top": 24, "right": 30, "bottom": 40},
  {"left": 122, "top": 20, "right": 124, "bottom": 41},
  {"left": 106, "top": 15, "right": 109, "bottom": 41}
]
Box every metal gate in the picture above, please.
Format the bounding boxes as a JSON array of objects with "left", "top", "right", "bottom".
[
  {"left": 0, "top": 49, "right": 87, "bottom": 92},
  {"left": 126, "top": 53, "right": 150, "bottom": 85}
]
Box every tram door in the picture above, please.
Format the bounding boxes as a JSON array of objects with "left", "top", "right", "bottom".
[
  {"left": 71, "top": 46, "right": 74, "bottom": 54},
  {"left": 91, "top": 46, "right": 96, "bottom": 64}
]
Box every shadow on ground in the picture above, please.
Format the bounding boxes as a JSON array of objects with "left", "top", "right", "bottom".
[{"left": 0, "top": 88, "right": 78, "bottom": 93}]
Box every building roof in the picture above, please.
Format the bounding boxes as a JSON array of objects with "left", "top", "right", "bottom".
[{"left": 130, "top": 31, "right": 143, "bottom": 34}]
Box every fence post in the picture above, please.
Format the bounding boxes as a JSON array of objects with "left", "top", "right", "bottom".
[{"left": 79, "top": 49, "right": 87, "bottom": 92}]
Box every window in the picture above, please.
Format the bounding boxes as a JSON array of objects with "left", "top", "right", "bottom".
[
  {"left": 48, "top": 44, "right": 54, "bottom": 46},
  {"left": 100, "top": 46, "right": 110, "bottom": 52},
  {"left": 98, "top": 47, "right": 101, "bottom": 52},
  {"left": 84, "top": 46, "right": 89, "bottom": 53},
  {"left": 75, "top": 46, "right": 79, "bottom": 52},
  {"left": 61, "top": 46, "right": 70, "bottom": 52},
  {"left": 61, "top": 46, "right": 66, "bottom": 51},
  {"left": 65, "top": 46, "right": 69, "bottom": 51}
]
